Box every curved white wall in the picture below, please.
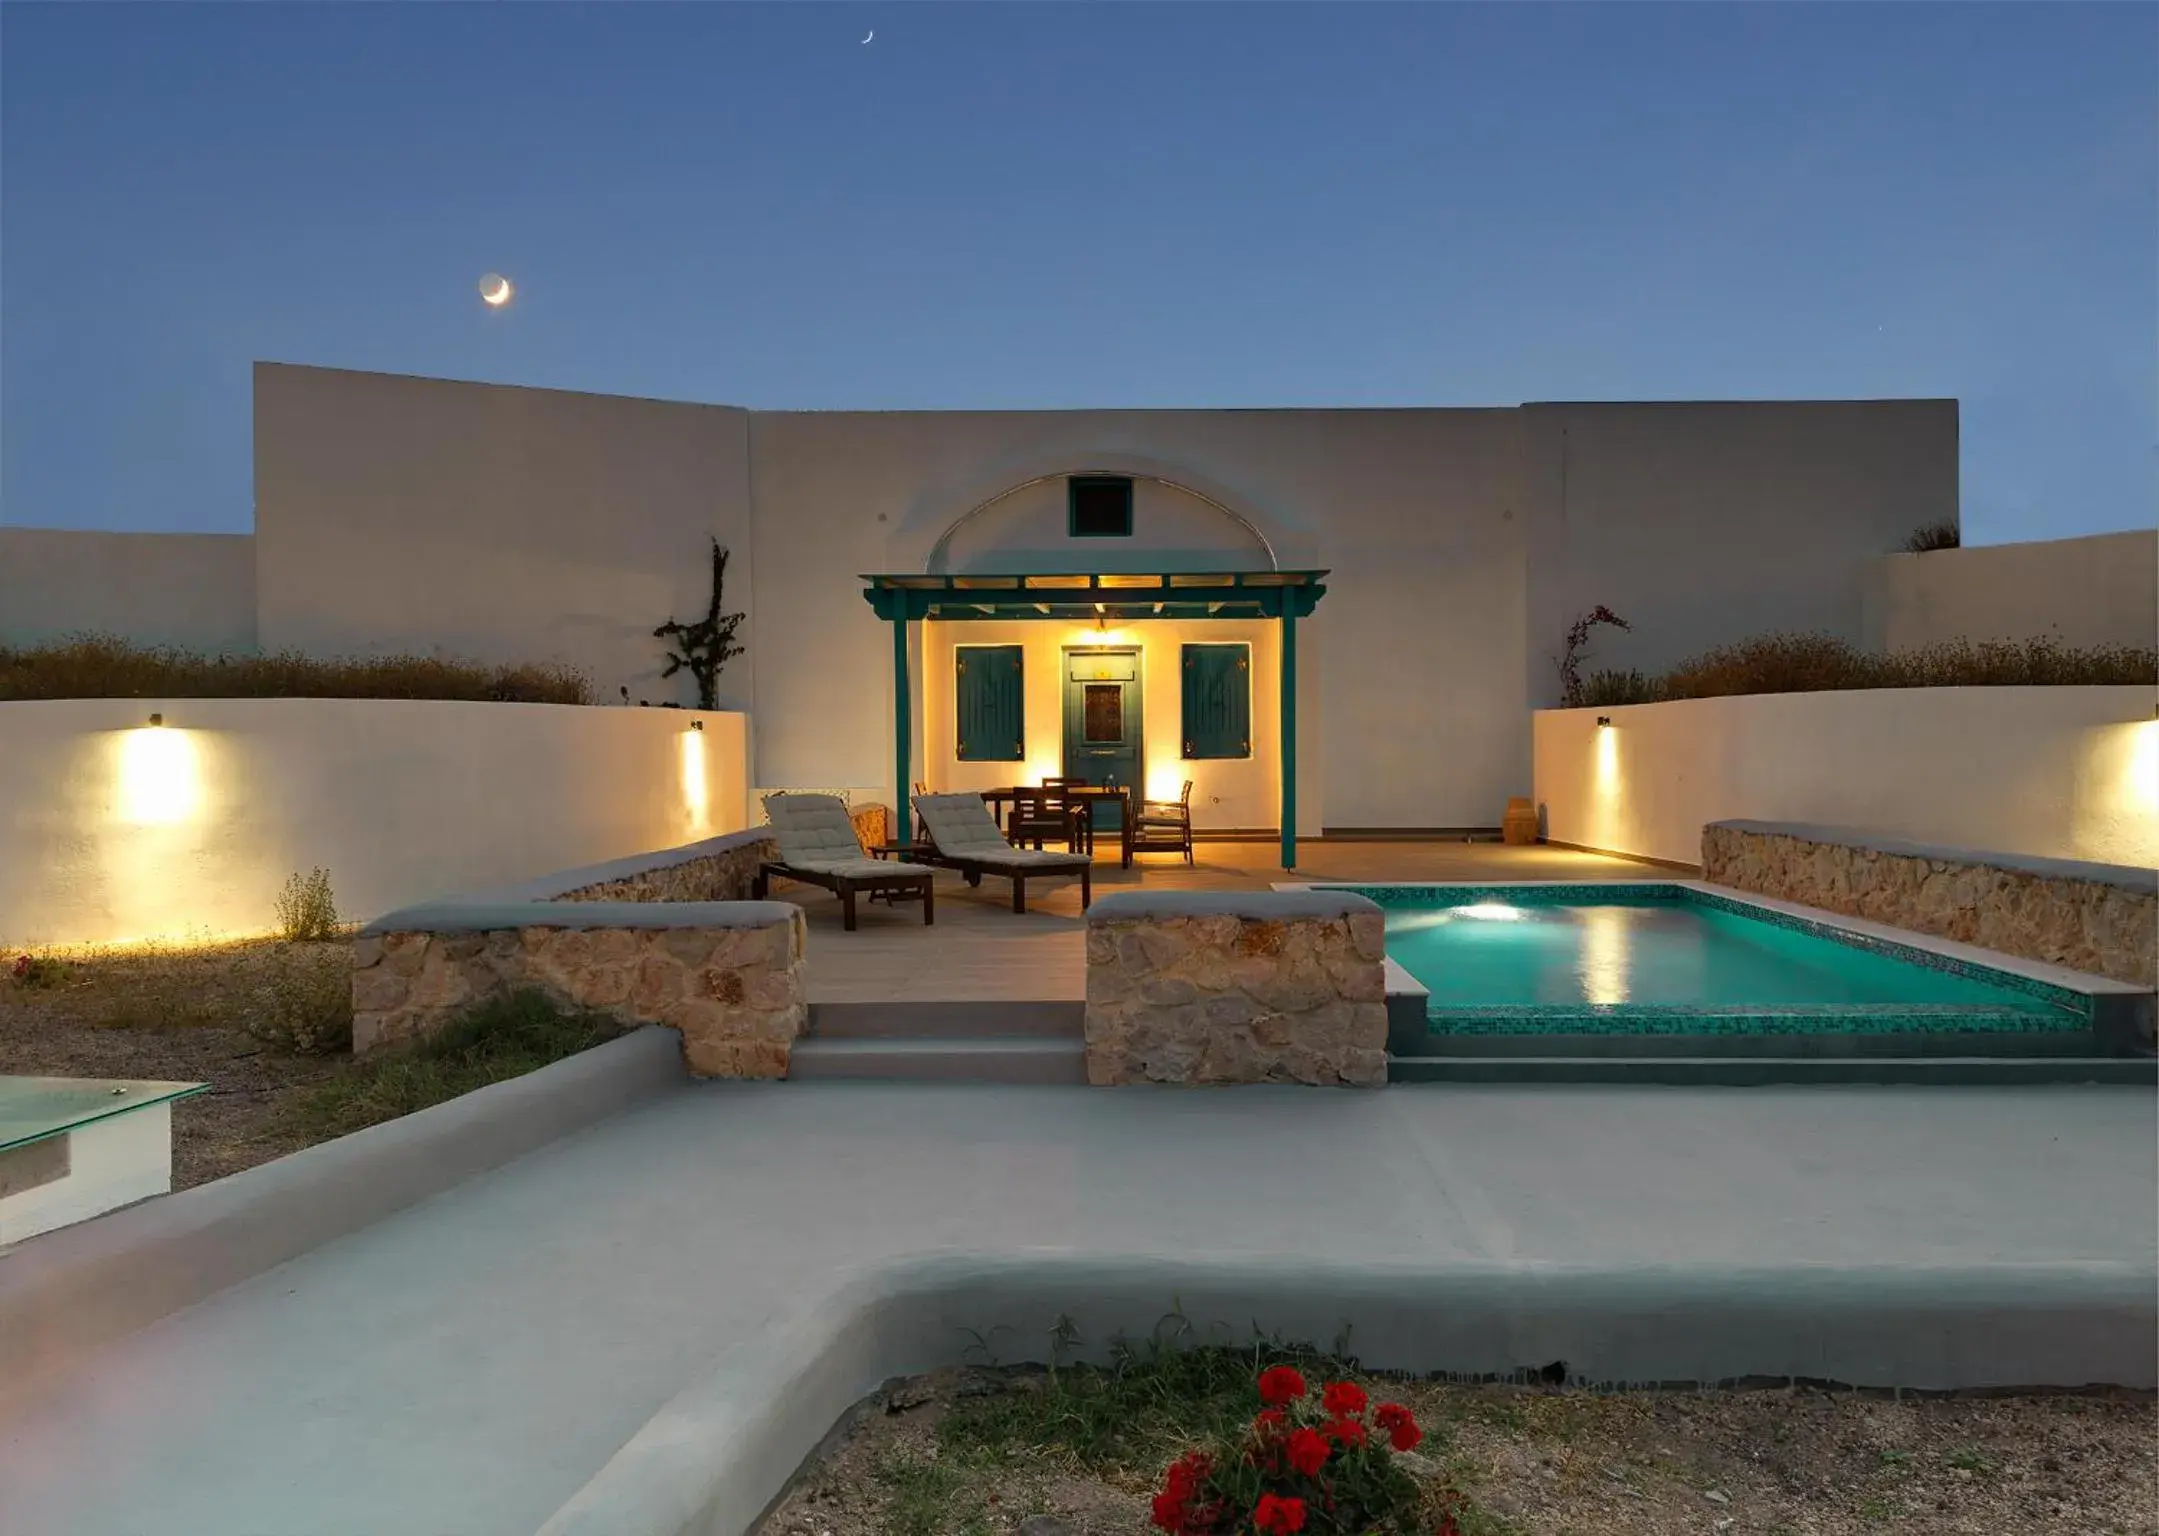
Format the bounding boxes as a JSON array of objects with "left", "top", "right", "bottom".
[
  {"left": 1533, "top": 686, "right": 2159, "bottom": 870},
  {"left": 0, "top": 700, "right": 748, "bottom": 947}
]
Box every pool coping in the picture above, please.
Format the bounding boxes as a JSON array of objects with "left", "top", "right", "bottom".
[{"left": 1279, "top": 878, "right": 2155, "bottom": 1054}]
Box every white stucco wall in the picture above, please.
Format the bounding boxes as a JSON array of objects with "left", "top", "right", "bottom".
[
  {"left": 1862, "top": 530, "right": 2158, "bottom": 652},
  {"left": 1520, "top": 400, "right": 1958, "bottom": 700},
  {"left": 253, "top": 363, "right": 756, "bottom": 710},
  {"left": 923, "top": 618, "right": 1283, "bottom": 831},
  {"left": 0, "top": 700, "right": 748, "bottom": 947},
  {"left": 123, "top": 366, "right": 1968, "bottom": 843},
  {"left": 0, "top": 528, "right": 257, "bottom": 652},
  {"left": 748, "top": 407, "right": 1523, "bottom": 830},
  {"left": 1533, "top": 686, "right": 2158, "bottom": 869}
]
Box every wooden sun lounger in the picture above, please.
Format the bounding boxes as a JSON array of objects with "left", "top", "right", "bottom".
[
  {"left": 751, "top": 858, "right": 932, "bottom": 932},
  {"left": 760, "top": 792, "right": 937, "bottom": 932},
  {"left": 908, "top": 794, "right": 1093, "bottom": 914}
]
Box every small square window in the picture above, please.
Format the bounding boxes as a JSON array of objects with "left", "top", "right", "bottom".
[{"left": 1068, "top": 476, "right": 1133, "bottom": 538}]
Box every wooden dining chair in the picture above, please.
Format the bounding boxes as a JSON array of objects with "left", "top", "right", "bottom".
[
  {"left": 1133, "top": 780, "right": 1195, "bottom": 864},
  {"left": 1007, "top": 787, "right": 1079, "bottom": 852},
  {"left": 1040, "top": 776, "right": 1093, "bottom": 855}
]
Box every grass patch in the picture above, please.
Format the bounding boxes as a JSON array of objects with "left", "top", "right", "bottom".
[
  {"left": 1578, "top": 631, "right": 2155, "bottom": 707},
  {"left": 1, "top": 633, "right": 592, "bottom": 703},
  {"left": 5, "top": 932, "right": 350, "bottom": 1036},
  {"left": 873, "top": 1452, "right": 981, "bottom": 1536},
  {"left": 938, "top": 1327, "right": 1357, "bottom": 1479},
  {"left": 279, "top": 988, "right": 623, "bottom": 1139}
]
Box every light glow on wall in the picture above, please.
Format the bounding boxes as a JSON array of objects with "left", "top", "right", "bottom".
[
  {"left": 116, "top": 725, "right": 203, "bottom": 825},
  {"left": 2126, "top": 721, "right": 2159, "bottom": 813},
  {"left": 679, "top": 728, "right": 709, "bottom": 831},
  {"left": 1452, "top": 902, "right": 1524, "bottom": 921},
  {"left": 1145, "top": 763, "right": 1188, "bottom": 803}
]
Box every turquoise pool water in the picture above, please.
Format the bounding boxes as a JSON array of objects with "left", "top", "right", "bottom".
[{"left": 1338, "top": 885, "right": 2088, "bottom": 1035}]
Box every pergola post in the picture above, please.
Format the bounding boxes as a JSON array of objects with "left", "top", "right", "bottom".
[
  {"left": 891, "top": 609, "right": 912, "bottom": 849},
  {"left": 1279, "top": 603, "right": 1297, "bottom": 871}
]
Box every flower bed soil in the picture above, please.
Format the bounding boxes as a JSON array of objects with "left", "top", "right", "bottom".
[{"left": 762, "top": 1364, "right": 2157, "bottom": 1536}]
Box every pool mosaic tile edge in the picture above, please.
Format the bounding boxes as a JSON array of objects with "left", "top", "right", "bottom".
[{"left": 1424, "top": 1005, "right": 2087, "bottom": 1037}]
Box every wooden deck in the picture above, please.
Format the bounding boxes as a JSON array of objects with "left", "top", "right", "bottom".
[{"left": 768, "top": 840, "right": 1663, "bottom": 1007}]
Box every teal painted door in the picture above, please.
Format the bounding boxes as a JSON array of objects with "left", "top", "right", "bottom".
[{"left": 1063, "top": 649, "right": 1141, "bottom": 830}]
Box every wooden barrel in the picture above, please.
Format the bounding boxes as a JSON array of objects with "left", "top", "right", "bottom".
[{"left": 1501, "top": 796, "right": 1539, "bottom": 846}]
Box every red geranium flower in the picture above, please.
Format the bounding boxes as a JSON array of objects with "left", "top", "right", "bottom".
[
  {"left": 1149, "top": 1490, "right": 1189, "bottom": 1532},
  {"left": 1321, "top": 1380, "right": 1368, "bottom": 1417},
  {"left": 1374, "top": 1401, "right": 1423, "bottom": 1452},
  {"left": 1257, "top": 1366, "right": 1307, "bottom": 1406},
  {"left": 1325, "top": 1413, "right": 1369, "bottom": 1448},
  {"left": 1163, "top": 1450, "right": 1210, "bottom": 1497},
  {"left": 1284, "top": 1425, "right": 1330, "bottom": 1476},
  {"left": 1254, "top": 1493, "right": 1307, "bottom": 1535}
]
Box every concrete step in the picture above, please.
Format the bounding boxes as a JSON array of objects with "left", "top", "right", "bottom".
[
  {"left": 1389, "top": 1056, "right": 2159, "bottom": 1087},
  {"left": 788, "top": 1036, "right": 1088, "bottom": 1085},
  {"left": 808, "top": 999, "right": 1083, "bottom": 1040},
  {"left": 1417, "top": 1030, "right": 2107, "bottom": 1060}
]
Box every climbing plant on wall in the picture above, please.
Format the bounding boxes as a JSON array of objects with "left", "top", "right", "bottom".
[{"left": 654, "top": 538, "right": 747, "bottom": 710}]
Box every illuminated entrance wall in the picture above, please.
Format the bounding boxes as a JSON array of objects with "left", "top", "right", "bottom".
[{"left": 923, "top": 617, "right": 1282, "bottom": 830}]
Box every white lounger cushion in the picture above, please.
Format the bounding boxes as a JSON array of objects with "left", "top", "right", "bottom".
[
  {"left": 763, "top": 793, "right": 873, "bottom": 866},
  {"left": 782, "top": 857, "right": 907, "bottom": 880},
  {"left": 912, "top": 794, "right": 1090, "bottom": 869}
]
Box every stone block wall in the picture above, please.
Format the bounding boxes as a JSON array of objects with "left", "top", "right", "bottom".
[
  {"left": 1703, "top": 821, "right": 2158, "bottom": 987},
  {"left": 554, "top": 837, "right": 774, "bottom": 903},
  {"left": 1084, "top": 891, "right": 1388, "bottom": 1087},
  {"left": 352, "top": 901, "right": 808, "bottom": 1077}
]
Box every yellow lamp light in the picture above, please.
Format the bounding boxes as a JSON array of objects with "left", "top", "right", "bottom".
[
  {"left": 116, "top": 723, "right": 202, "bottom": 825},
  {"left": 679, "top": 728, "right": 709, "bottom": 830}
]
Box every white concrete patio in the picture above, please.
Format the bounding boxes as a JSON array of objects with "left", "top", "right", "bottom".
[{"left": 1, "top": 1074, "right": 2151, "bottom": 1536}]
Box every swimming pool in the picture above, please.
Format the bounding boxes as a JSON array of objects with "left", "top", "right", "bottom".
[{"left": 1319, "top": 884, "right": 2092, "bottom": 1036}]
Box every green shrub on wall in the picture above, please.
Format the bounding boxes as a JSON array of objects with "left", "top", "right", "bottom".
[
  {"left": 1575, "top": 633, "right": 2156, "bottom": 707},
  {"left": 0, "top": 635, "right": 592, "bottom": 704}
]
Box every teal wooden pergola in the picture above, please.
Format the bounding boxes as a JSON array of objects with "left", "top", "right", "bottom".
[{"left": 861, "top": 571, "right": 1328, "bottom": 870}]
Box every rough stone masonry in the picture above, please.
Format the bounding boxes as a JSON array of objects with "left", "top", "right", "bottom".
[
  {"left": 1703, "top": 820, "right": 2157, "bottom": 989},
  {"left": 351, "top": 901, "right": 809, "bottom": 1077},
  {"left": 1084, "top": 890, "right": 1389, "bottom": 1086}
]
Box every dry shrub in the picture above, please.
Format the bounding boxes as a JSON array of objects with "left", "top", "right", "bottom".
[
  {"left": 275, "top": 868, "right": 341, "bottom": 943},
  {"left": 246, "top": 945, "right": 353, "bottom": 1055},
  {"left": 0, "top": 634, "right": 591, "bottom": 704},
  {"left": 1902, "top": 519, "right": 1961, "bottom": 553},
  {"left": 1580, "top": 632, "right": 2156, "bottom": 706}
]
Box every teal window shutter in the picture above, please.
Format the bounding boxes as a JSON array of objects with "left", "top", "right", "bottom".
[
  {"left": 956, "top": 646, "right": 1025, "bottom": 762},
  {"left": 1181, "top": 644, "right": 1250, "bottom": 760}
]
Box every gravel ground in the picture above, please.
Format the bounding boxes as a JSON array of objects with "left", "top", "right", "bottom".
[
  {"left": 764, "top": 1367, "right": 2158, "bottom": 1536},
  {"left": 1, "top": 937, "right": 348, "bottom": 1188}
]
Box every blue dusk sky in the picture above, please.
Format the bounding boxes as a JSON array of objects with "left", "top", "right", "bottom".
[{"left": 2, "top": 2, "right": 2152, "bottom": 545}]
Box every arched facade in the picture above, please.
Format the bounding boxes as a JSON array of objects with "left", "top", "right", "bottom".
[{"left": 885, "top": 451, "right": 1315, "bottom": 578}]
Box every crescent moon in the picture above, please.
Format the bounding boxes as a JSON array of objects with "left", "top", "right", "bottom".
[
  {"left": 861, "top": 30, "right": 873, "bottom": 43},
  {"left": 481, "top": 277, "right": 513, "bottom": 307}
]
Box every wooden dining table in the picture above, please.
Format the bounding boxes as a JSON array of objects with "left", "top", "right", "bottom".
[{"left": 978, "top": 784, "right": 1135, "bottom": 868}]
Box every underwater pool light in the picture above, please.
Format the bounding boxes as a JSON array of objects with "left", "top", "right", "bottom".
[{"left": 1453, "top": 902, "right": 1525, "bottom": 921}]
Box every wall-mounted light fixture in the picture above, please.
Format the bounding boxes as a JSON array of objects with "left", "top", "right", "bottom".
[
  {"left": 148, "top": 713, "right": 164, "bottom": 727},
  {"left": 690, "top": 719, "right": 704, "bottom": 732},
  {"left": 1595, "top": 716, "right": 1612, "bottom": 727}
]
